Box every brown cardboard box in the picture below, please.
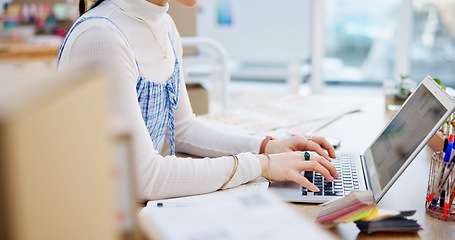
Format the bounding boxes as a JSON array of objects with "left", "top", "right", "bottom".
[
  {"left": 168, "top": 2, "right": 197, "bottom": 55},
  {"left": 167, "top": 2, "right": 196, "bottom": 38},
  {"left": 428, "top": 131, "right": 444, "bottom": 152},
  {"left": 0, "top": 69, "right": 119, "bottom": 240},
  {"left": 168, "top": 3, "right": 207, "bottom": 115},
  {"left": 186, "top": 83, "right": 208, "bottom": 115}
]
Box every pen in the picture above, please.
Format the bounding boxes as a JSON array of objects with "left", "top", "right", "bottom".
[
  {"left": 440, "top": 189, "right": 445, "bottom": 208},
  {"left": 444, "top": 184, "right": 449, "bottom": 219},
  {"left": 449, "top": 182, "right": 455, "bottom": 208},
  {"left": 443, "top": 134, "right": 453, "bottom": 163},
  {"left": 441, "top": 134, "right": 453, "bottom": 183},
  {"left": 437, "top": 155, "right": 455, "bottom": 194},
  {"left": 440, "top": 134, "right": 454, "bottom": 183},
  {"left": 430, "top": 135, "right": 453, "bottom": 209},
  {"left": 429, "top": 153, "right": 444, "bottom": 206}
]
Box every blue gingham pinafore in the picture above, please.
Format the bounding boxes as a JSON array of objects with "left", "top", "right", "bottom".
[{"left": 57, "top": 16, "right": 180, "bottom": 155}]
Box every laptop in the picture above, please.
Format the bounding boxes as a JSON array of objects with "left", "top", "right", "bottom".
[{"left": 269, "top": 75, "right": 455, "bottom": 203}]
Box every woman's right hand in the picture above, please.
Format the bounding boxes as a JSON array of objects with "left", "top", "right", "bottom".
[{"left": 257, "top": 151, "right": 339, "bottom": 192}]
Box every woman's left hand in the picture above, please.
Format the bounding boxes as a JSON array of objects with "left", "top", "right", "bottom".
[{"left": 264, "top": 135, "right": 336, "bottom": 162}]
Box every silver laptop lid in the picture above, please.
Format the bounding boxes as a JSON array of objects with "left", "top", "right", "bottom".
[{"left": 362, "top": 76, "right": 455, "bottom": 202}]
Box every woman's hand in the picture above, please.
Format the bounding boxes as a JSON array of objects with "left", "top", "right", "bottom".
[
  {"left": 264, "top": 135, "right": 336, "bottom": 161},
  {"left": 257, "top": 151, "right": 339, "bottom": 192}
]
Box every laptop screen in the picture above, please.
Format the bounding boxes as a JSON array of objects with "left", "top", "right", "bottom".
[{"left": 370, "top": 80, "right": 447, "bottom": 188}]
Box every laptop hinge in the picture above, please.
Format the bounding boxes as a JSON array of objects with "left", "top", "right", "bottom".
[{"left": 360, "top": 155, "right": 373, "bottom": 191}]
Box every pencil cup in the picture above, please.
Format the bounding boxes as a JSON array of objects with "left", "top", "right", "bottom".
[{"left": 426, "top": 151, "right": 455, "bottom": 221}]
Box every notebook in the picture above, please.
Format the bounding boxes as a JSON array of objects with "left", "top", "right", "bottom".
[{"left": 269, "top": 75, "right": 455, "bottom": 203}]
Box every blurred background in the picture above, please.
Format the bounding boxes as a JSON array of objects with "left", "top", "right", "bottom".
[
  {"left": 194, "top": 0, "right": 455, "bottom": 87},
  {"left": 1, "top": 1, "right": 454, "bottom": 239},
  {"left": 1, "top": 0, "right": 454, "bottom": 88}
]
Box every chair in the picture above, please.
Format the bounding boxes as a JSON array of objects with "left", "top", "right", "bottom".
[{"left": 181, "top": 36, "right": 231, "bottom": 112}]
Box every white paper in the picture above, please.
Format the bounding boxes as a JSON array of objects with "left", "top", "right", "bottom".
[
  {"left": 140, "top": 190, "right": 337, "bottom": 240},
  {"left": 146, "top": 178, "right": 270, "bottom": 208}
]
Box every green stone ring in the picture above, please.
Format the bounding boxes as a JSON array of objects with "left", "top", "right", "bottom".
[{"left": 304, "top": 151, "right": 310, "bottom": 161}]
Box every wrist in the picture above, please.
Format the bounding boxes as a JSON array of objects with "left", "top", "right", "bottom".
[
  {"left": 257, "top": 154, "right": 268, "bottom": 170},
  {"left": 256, "top": 154, "right": 271, "bottom": 179},
  {"left": 259, "top": 136, "right": 276, "bottom": 154}
]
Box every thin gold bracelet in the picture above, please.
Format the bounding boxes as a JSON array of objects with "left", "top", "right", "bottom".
[
  {"left": 220, "top": 154, "right": 239, "bottom": 189},
  {"left": 261, "top": 153, "right": 271, "bottom": 179},
  {"left": 250, "top": 153, "right": 272, "bottom": 182}
]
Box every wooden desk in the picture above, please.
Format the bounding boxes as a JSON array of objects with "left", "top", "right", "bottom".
[
  {"left": 139, "top": 93, "right": 454, "bottom": 239},
  {"left": 290, "top": 94, "right": 455, "bottom": 240},
  {"left": 0, "top": 37, "right": 60, "bottom": 64}
]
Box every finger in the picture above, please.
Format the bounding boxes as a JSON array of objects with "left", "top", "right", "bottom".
[
  {"left": 311, "top": 155, "right": 340, "bottom": 179},
  {"left": 288, "top": 172, "right": 320, "bottom": 192},
  {"left": 311, "top": 136, "right": 337, "bottom": 158},
  {"left": 318, "top": 138, "right": 337, "bottom": 158},
  {"left": 303, "top": 160, "right": 334, "bottom": 182},
  {"left": 290, "top": 135, "right": 311, "bottom": 151},
  {"left": 307, "top": 140, "right": 333, "bottom": 162}
]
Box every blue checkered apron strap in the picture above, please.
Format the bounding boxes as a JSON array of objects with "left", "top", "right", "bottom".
[
  {"left": 135, "top": 34, "right": 181, "bottom": 155},
  {"left": 165, "top": 35, "right": 181, "bottom": 155}
]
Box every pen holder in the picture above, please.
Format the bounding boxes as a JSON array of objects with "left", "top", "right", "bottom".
[{"left": 426, "top": 151, "right": 455, "bottom": 221}]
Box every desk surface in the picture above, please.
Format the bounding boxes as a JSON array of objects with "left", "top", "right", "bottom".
[
  {"left": 140, "top": 93, "right": 455, "bottom": 240},
  {"left": 0, "top": 37, "right": 60, "bottom": 64},
  {"left": 291, "top": 94, "right": 455, "bottom": 240}
]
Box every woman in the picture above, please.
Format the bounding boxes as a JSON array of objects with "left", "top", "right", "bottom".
[{"left": 57, "top": 0, "right": 339, "bottom": 201}]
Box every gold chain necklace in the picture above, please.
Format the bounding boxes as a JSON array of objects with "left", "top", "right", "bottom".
[
  {"left": 144, "top": 22, "right": 168, "bottom": 59},
  {"left": 120, "top": 9, "right": 169, "bottom": 59}
]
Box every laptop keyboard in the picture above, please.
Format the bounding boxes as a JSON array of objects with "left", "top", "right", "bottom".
[{"left": 302, "top": 154, "right": 360, "bottom": 197}]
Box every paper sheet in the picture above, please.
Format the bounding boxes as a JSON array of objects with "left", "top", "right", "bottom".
[
  {"left": 146, "top": 178, "right": 270, "bottom": 208},
  {"left": 139, "top": 190, "right": 337, "bottom": 240}
]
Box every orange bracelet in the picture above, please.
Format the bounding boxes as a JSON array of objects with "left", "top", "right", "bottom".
[{"left": 259, "top": 136, "right": 275, "bottom": 154}]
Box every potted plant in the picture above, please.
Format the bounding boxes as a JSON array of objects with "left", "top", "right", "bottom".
[{"left": 383, "top": 74, "right": 416, "bottom": 111}]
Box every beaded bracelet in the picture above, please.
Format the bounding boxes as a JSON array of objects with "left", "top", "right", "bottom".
[{"left": 220, "top": 154, "right": 239, "bottom": 189}]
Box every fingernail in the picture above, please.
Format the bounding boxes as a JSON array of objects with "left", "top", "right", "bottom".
[{"left": 311, "top": 186, "right": 320, "bottom": 192}]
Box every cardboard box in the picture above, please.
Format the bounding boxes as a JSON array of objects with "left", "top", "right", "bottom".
[
  {"left": 186, "top": 83, "right": 208, "bottom": 115},
  {"left": 168, "top": 2, "right": 197, "bottom": 56},
  {"left": 428, "top": 131, "right": 444, "bottom": 152},
  {"left": 168, "top": 4, "right": 207, "bottom": 115},
  {"left": 0, "top": 70, "right": 118, "bottom": 240}
]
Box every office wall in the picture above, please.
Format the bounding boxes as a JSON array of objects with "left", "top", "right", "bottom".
[{"left": 196, "top": 0, "right": 313, "bottom": 63}]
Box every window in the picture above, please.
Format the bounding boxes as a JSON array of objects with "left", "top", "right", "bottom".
[
  {"left": 324, "top": 0, "right": 455, "bottom": 87},
  {"left": 411, "top": 0, "right": 455, "bottom": 87},
  {"left": 323, "top": 0, "right": 401, "bottom": 84}
]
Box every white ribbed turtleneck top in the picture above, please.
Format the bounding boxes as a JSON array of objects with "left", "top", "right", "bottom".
[{"left": 57, "top": 0, "right": 263, "bottom": 201}]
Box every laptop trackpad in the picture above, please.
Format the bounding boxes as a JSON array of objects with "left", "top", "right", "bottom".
[{"left": 268, "top": 181, "right": 305, "bottom": 201}]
